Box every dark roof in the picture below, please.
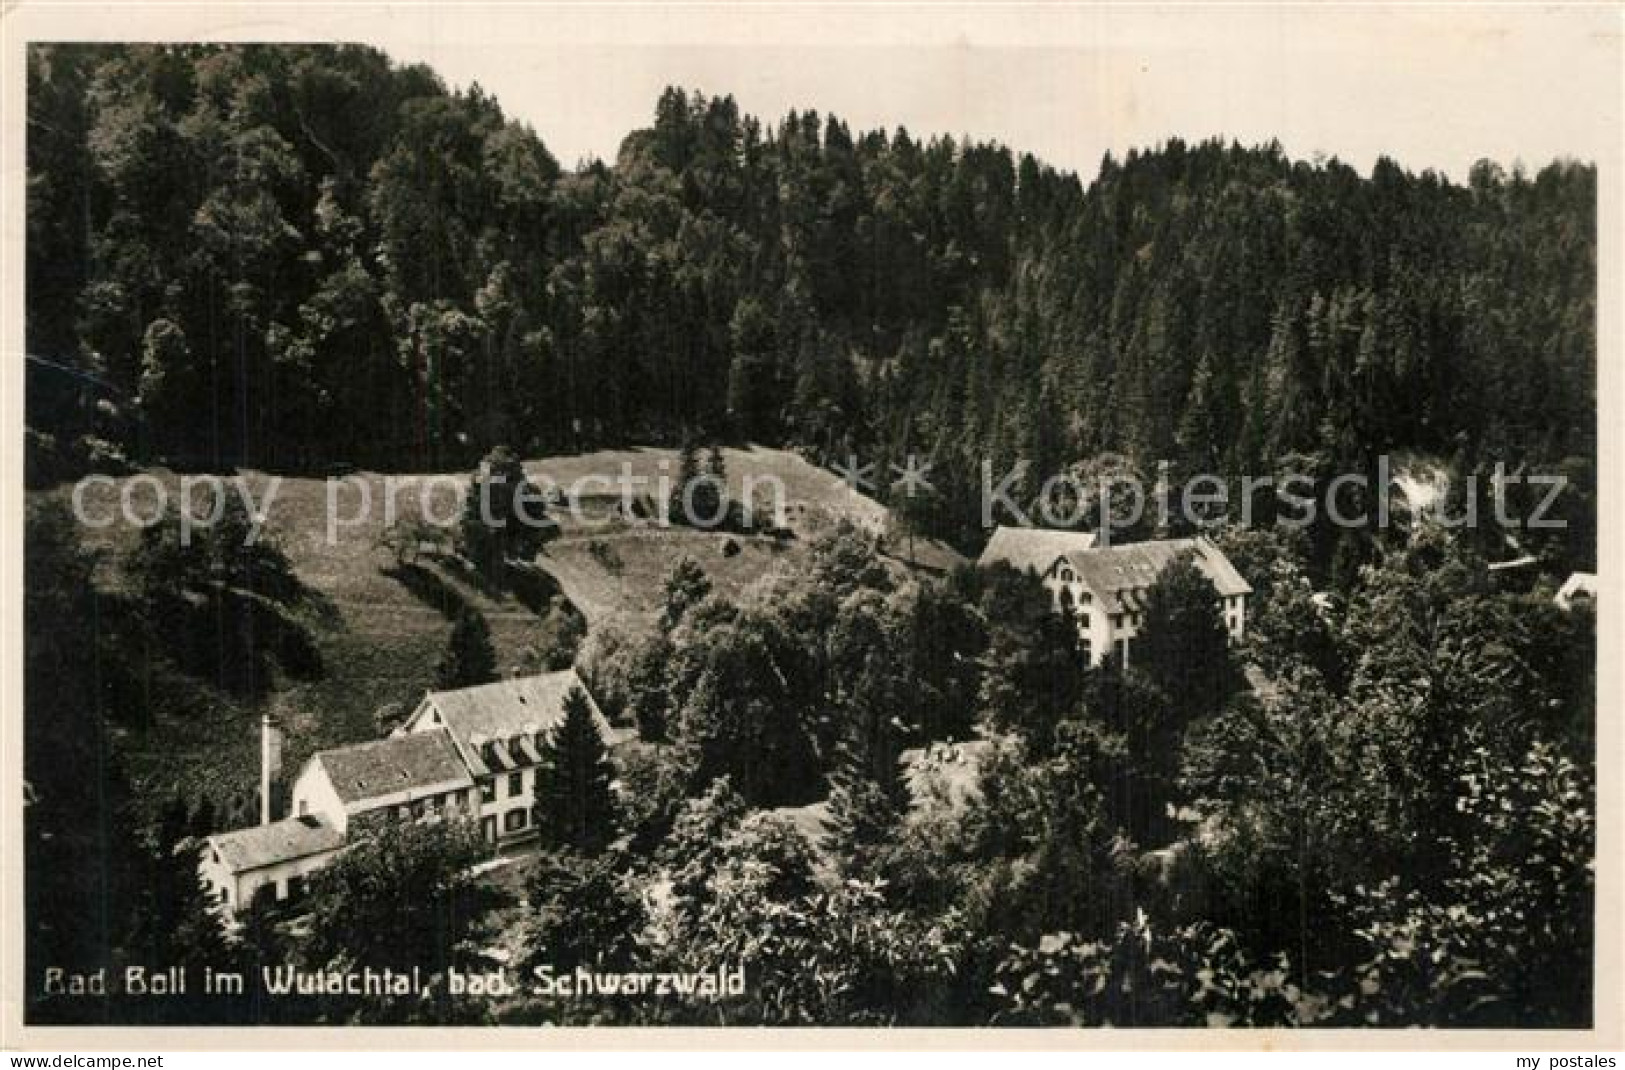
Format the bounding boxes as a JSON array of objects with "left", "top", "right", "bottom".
[
  {"left": 314, "top": 728, "right": 473, "bottom": 805},
  {"left": 976, "top": 526, "right": 1098, "bottom": 574},
  {"left": 1065, "top": 536, "right": 1251, "bottom": 615},
  {"left": 419, "top": 669, "right": 612, "bottom": 778},
  {"left": 208, "top": 815, "right": 344, "bottom": 874}
]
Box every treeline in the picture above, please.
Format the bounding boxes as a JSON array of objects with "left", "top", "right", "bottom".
[{"left": 28, "top": 45, "right": 1595, "bottom": 540}]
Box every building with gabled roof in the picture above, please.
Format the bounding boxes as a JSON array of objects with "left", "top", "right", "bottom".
[
  {"left": 976, "top": 525, "right": 1098, "bottom": 575},
  {"left": 200, "top": 671, "right": 619, "bottom": 914},
  {"left": 200, "top": 814, "right": 345, "bottom": 912},
  {"left": 290, "top": 728, "right": 475, "bottom": 837},
  {"left": 396, "top": 668, "right": 614, "bottom": 845},
  {"left": 978, "top": 529, "right": 1251, "bottom": 667}
]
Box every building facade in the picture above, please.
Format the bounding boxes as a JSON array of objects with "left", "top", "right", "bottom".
[
  {"left": 201, "top": 668, "right": 613, "bottom": 914},
  {"left": 395, "top": 670, "right": 616, "bottom": 847},
  {"left": 289, "top": 728, "right": 476, "bottom": 836},
  {"left": 198, "top": 814, "right": 344, "bottom": 912},
  {"left": 979, "top": 527, "right": 1252, "bottom": 667}
]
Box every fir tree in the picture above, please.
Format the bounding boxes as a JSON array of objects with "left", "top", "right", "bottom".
[
  {"left": 660, "top": 556, "right": 712, "bottom": 631},
  {"left": 460, "top": 444, "right": 551, "bottom": 582},
  {"left": 668, "top": 435, "right": 703, "bottom": 525},
  {"left": 534, "top": 686, "right": 618, "bottom": 854},
  {"left": 188, "top": 797, "right": 217, "bottom": 839},
  {"left": 701, "top": 445, "right": 730, "bottom": 527},
  {"left": 1134, "top": 552, "right": 1241, "bottom": 723},
  {"left": 705, "top": 444, "right": 727, "bottom": 483},
  {"left": 822, "top": 684, "right": 909, "bottom": 878},
  {"left": 436, "top": 608, "right": 497, "bottom": 689}
]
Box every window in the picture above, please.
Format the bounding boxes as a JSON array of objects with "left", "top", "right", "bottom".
[
  {"left": 480, "top": 781, "right": 496, "bottom": 804},
  {"left": 1112, "top": 613, "right": 1124, "bottom": 628},
  {"left": 1081, "top": 639, "right": 1093, "bottom": 663},
  {"left": 1059, "top": 567, "right": 1074, "bottom": 582},
  {"left": 504, "top": 808, "right": 528, "bottom": 833},
  {"left": 508, "top": 771, "right": 524, "bottom": 797}
]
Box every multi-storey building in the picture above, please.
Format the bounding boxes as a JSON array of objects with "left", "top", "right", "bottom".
[
  {"left": 200, "top": 669, "right": 613, "bottom": 914},
  {"left": 978, "top": 527, "right": 1251, "bottom": 667}
]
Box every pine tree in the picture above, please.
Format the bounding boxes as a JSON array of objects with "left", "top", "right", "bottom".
[
  {"left": 1135, "top": 552, "right": 1241, "bottom": 723},
  {"left": 668, "top": 436, "right": 703, "bottom": 525},
  {"left": 534, "top": 686, "right": 618, "bottom": 854},
  {"left": 705, "top": 444, "right": 727, "bottom": 482},
  {"left": 460, "top": 444, "right": 551, "bottom": 582},
  {"left": 822, "top": 674, "right": 910, "bottom": 878},
  {"left": 701, "top": 444, "right": 730, "bottom": 526},
  {"left": 168, "top": 865, "right": 231, "bottom": 975},
  {"left": 144, "top": 797, "right": 194, "bottom": 954},
  {"left": 188, "top": 797, "right": 217, "bottom": 839},
  {"left": 660, "top": 556, "right": 712, "bottom": 631},
  {"left": 823, "top": 765, "right": 907, "bottom": 880},
  {"left": 436, "top": 608, "right": 497, "bottom": 689}
]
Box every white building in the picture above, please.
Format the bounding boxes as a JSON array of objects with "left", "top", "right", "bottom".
[
  {"left": 290, "top": 728, "right": 477, "bottom": 836},
  {"left": 198, "top": 814, "right": 345, "bottom": 913},
  {"left": 979, "top": 527, "right": 1252, "bottom": 667},
  {"left": 395, "top": 669, "right": 616, "bottom": 846},
  {"left": 201, "top": 668, "right": 616, "bottom": 914}
]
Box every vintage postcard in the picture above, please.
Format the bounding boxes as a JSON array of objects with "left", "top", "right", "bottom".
[{"left": 2, "top": 0, "right": 1619, "bottom": 1050}]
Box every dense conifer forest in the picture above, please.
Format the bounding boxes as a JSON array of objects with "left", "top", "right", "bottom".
[{"left": 28, "top": 44, "right": 1594, "bottom": 556}]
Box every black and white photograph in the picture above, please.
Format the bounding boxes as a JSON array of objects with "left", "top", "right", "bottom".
[{"left": 5, "top": 0, "right": 1618, "bottom": 1046}]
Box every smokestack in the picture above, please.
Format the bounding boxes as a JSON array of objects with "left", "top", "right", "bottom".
[{"left": 261, "top": 712, "right": 273, "bottom": 826}]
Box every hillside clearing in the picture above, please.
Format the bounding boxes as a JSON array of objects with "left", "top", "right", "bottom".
[{"left": 44, "top": 445, "right": 960, "bottom": 828}]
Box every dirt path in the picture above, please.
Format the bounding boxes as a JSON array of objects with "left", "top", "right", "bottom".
[{"left": 530, "top": 549, "right": 624, "bottom": 625}]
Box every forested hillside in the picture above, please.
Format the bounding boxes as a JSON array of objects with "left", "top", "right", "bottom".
[
  {"left": 28, "top": 43, "right": 1595, "bottom": 555},
  {"left": 23, "top": 42, "right": 1599, "bottom": 1029}
]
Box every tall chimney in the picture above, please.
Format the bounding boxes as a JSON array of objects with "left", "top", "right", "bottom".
[{"left": 260, "top": 712, "right": 273, "bottom": 826}]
